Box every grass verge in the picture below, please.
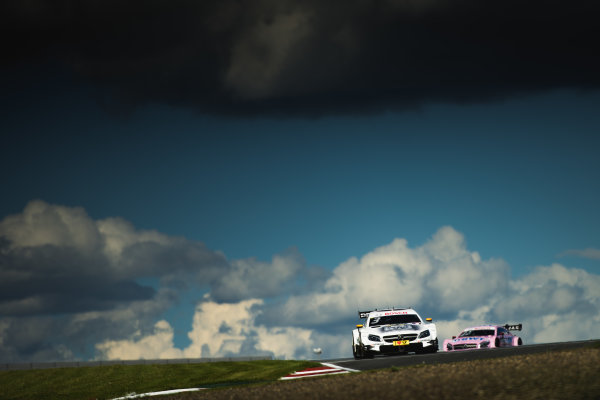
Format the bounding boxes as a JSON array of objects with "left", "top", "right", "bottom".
[{"left": 0, "top": 360, "right": 321, "bottom": 400}]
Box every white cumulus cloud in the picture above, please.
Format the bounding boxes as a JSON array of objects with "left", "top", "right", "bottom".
[
  {"left": 96, "top": 298, "right": 317, "bottom": 360},
  {"left": 278, "top": 226, "right": 509, "bottom": 327},
  {"left": 95, "top": 320, "right": 184, "bottom": 360}
]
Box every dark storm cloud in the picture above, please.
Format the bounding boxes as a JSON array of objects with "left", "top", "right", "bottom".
[
  {"left": 0, "top": 200, "right": 229, "bottom": 317},
  {"left": 0, "top": 241, "right": 154, "bottom": 316},
  {"left": 2, "top": 0, "right": 599, "bottom": 116}
]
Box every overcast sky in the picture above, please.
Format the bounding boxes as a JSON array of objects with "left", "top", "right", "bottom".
[{"left": 1, "top": 0, "right": 599, "bottom": 362}]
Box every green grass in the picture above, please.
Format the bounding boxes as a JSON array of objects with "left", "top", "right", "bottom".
[{"left": 0, "top": 360, "right": 321, "bottom": 400}]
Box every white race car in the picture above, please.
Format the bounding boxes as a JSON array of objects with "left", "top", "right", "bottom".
[{"left": 352, "top": 307, "right": 438, "bottom": 358}]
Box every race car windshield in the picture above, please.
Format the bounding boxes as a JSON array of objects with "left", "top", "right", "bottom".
[
  {"left": 368, "top": 314, "right": 421, "bottom": 327},
  {"left": 459, "top": 329, "right": 495, "bottom": 337}
]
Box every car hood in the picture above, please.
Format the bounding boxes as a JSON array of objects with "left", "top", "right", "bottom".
[{"left": 450, "top": 336, "right": 491, "bottom": 344}]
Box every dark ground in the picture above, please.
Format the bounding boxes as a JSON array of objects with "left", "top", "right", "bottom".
[{"left": 163, "top": 346, "right": 600, "bottom": 400}]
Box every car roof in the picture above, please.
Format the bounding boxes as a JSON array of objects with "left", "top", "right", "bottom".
[{"left": 462, "top": 325, "right": 498, "bottom": 331}]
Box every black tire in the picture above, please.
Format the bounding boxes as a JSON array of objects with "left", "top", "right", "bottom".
[
  {"left": 495, "top": 338, "right": 500, "bottom": 348},
  {"left": 430, "top": 339, "right": 439, "bottom": 353},
  {"left": 518, "top": 338, "right": 523, "bottom": 346},
  {"left": 352, "top": 337, "right": 362, "bottom": 359},
  {"left": 417, "top": 340, "right": 438, "bottom": 354},
  {"left": 353, "top": 344, "right": 361, "bottom": 359}
]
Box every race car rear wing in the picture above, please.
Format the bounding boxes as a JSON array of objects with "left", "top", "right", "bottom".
[
  {"left": 504, "top": 323, "right": 522, "bottom": 331},
  {"left": 358, "top": 307, "right": 409, "bottom": 319}
]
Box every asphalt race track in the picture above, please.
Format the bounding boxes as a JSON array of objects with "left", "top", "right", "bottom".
[{"left": 327, "top": 339, "right": 600, "bottom": 371}]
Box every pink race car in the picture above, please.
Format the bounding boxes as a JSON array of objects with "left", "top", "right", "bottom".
[{"left": 443, "top": 324, "right": 523, "bottom": 351}]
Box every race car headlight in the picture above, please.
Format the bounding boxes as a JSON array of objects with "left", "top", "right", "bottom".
[
  {"left": 368, "top": 334, "right": 381, "bottom": 342},
  {"left": 418, "top": 330, "right": 430, "bottom": 339},
  {"left": 479, "top": 341, "right": 489, "bottom": 348}
]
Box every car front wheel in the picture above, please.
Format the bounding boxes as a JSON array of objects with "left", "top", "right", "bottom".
[
  {"left": 429, "top": 339, "right": 439, "bottom": 353},
  {"left": 352, "top": 340, "right": 362, "bottom": 359}
]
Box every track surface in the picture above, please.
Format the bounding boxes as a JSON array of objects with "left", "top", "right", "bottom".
[{"left": 326, "top": 339, "right": 600, "bottom": 371}]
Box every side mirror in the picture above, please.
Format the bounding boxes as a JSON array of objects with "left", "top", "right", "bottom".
[
  {"left": 426, "top": 318, "right": 433, "bottom": 322},
  {"left": 356, "top": 324, "right": 363, "bottom": 328},
  {"left": 452, "top": 336, "right": 456, "bottom": 339}
]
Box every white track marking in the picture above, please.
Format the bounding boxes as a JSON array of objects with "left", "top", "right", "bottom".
[
  {"left": 280, "top": 362, "right": 360, "bottom": 380},
  {"left": 321, "top": 362, "right": 361, "bottom": 373},
  {"left": 111, "top": 388, "right": 205, "bottom": 399}
]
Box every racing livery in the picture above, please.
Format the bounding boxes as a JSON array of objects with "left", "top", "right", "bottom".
[
  {"left": 352, "top": 307, "right": 438, "bottom": 358},
  {"left": 443, "top": 324, "right": 523, "bottom": 352}
]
